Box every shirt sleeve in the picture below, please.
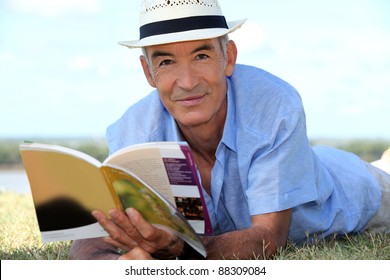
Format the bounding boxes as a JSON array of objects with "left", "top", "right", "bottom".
[{"left": 245, "top": 108, "right": 319, "bottom": 215}]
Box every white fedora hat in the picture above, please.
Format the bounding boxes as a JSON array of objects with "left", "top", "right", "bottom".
[{"left": 119, "top": 0, "right": 246, "bottom": 48}]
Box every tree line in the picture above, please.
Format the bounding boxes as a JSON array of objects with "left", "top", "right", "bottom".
[
  {"left": 0, "top": 138, "right": 108, "bottom": 168},
  {"left": 0, "top": 138, "right": 388, "bottom": 168}
]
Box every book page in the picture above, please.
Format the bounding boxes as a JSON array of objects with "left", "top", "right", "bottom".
[
  {"left": 102, "top": 165, "right": 206, "bottom": 257},
  {"left": 104, "top": 142, "right": 213, "bottom": 235},
  {"left": 105, "top": 148, "right": 175, "bottom": 205},
  {"left": 19, "top": 144, "right": 119, "bottom": 242}
]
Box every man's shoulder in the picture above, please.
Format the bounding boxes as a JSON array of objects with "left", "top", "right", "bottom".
[
  {"left": 232, "top": 64, "right": 298, "bottom": 94},
  {"left": 231, "top": 64, "right": 304, "bottom": 112},
  {"left": 229, "top": 64, "right": 306, "bottom": 140}
]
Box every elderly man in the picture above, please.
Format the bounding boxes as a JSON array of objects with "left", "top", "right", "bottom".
[{"left": 69, "top": 0, "right": 390, "bottom": 260}]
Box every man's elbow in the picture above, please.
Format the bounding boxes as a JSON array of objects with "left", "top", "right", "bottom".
[
  {"left": 258, "top": 235, "right": 288, "bottom": 259},
  {"left": 68, "top": 240, "right": 84, "bottom": 260},
  {"left": 68, "top": 238, "right": 122, "bottom": 260}
]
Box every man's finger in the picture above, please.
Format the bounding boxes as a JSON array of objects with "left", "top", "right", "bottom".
[
  {"left": 118, "top": 247, "right": 154, "bottom": 260},
  {"left": 92, "top": 209, "right": 138, "bottom": 247},
  {"left": 125, "top": 208, "right": 184, "bottom": 257},
  {"left": 125, "top": 208, "right": 159, "bottom": 241}
]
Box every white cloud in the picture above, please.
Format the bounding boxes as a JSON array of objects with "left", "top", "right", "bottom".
[{"left": 8, "top": 0, "right": 101, "bottom": 17}]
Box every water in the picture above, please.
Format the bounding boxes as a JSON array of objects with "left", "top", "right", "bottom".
[{"left": 0, "top": 169, "right": 30, "bottom": 193}]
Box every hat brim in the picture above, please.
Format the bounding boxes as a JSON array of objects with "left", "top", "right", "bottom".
[{"left": 118, "top": 18, "right": 247, "bottom": 48}]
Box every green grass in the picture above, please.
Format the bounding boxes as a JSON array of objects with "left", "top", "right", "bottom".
[
  {"left": 1, "top": 191, "right": 389, "bottom": 260},
  {"left": 278, "top": 233, "right": 390, "bottom": 260},
  {"left": 0, "top": 191, "right": 71, "bottom": 260}
]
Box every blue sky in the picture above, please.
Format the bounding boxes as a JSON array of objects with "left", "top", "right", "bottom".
[{"left": 1, "top": 0, "right": 389, "bottom": 139}]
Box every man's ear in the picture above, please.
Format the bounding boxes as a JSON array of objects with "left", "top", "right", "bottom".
[
  {"left": 225, "top": 40, "right": 237, "bottom": 77},
  {"left": 140, "top": 55, "right": 156, "bottom": 88}
]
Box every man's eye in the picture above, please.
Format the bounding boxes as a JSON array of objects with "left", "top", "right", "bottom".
[
  {"left": 159, "top": 59, "right": 174, "bottom": 66},
  {"left": 195, "top": 54, "right": 209, "bottom": 60}
]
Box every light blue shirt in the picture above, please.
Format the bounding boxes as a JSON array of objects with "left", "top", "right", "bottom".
[{"left": 106, "top": 64, "right": 381, "bottom": 243}]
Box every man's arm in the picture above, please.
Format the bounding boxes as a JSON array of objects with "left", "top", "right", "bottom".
[
  {"left": 69, "top": 238, "right": 155, "bottom": 260},
  {"left": 69, "top": 208, "right": 290, "bottom": 260},
  {"left": 201, "top": 209, "right": 292, "bottom": 259},
  {"left": 68, "top": 208, "right": 184, "bottom": 260},
  {"left": 69, "top": 238, "right": 121, "bottom": 260}
]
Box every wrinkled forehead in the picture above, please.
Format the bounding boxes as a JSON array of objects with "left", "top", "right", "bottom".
[{"left": 143, "top": 38, "right": 226, "bottom": 61}]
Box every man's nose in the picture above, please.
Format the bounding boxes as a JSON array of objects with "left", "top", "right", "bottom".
[{"left": 176, "top": 64, "right": 199, "bottom": 90}]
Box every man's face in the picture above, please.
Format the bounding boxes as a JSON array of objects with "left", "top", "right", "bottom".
[{"left": 141, "top": 38, "right": 236, "bottom": 129}]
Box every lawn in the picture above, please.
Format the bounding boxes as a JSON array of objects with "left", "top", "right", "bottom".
[
  {"left": 0, "top": 191, "right": 71, "bottom": 260},
  {"left": 1, "top": 191, "right": 389, "bottom": 260}
]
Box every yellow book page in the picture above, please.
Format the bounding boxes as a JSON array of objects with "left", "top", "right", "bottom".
[
  {"left": 22, "top": 150, "right": 118, "bottom": 220},
  {"left": 102, "top": 165, "right": 200, "bottom": 244}
]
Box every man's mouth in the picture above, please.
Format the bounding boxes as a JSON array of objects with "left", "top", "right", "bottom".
[{"left": 177, "top": 94, "right": 207, "bottom": 106}]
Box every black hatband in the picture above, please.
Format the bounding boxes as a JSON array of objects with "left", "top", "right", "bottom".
[{"left": 140, "top": 15, "right": 228, "bottom": 39}]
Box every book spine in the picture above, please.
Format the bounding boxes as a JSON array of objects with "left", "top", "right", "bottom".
[
  {"left": 101, "top": 166, "right": 126, "bottom": 212},
  {"left": 179, "top": 144, "right": 214, "bottom": 235}
]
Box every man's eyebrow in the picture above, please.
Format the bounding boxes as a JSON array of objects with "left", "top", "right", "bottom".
[
  {"left": 192, "top": 43, "right": 214, "bottom": 54},
  {"left": 151, "top": 50, "right": 172, "bottom": 60},
  {"left": 149, "top": 42, "right": 215, "bottom": 60}
]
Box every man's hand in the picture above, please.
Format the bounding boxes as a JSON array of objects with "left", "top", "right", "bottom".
[
  {"left": 92, "top": 208, "right": 184, "bottom": 259},
  {"left": 118, "top": 247, "right": 154, "bottom": 260}
]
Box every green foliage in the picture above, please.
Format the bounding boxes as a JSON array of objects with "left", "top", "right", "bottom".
[
  {"left": 0, "top": 141, "right": 22, "bottom": 167},
  {"left": 0, "top": 138, "right": 388, "bottom": 167},
  {"left": 310, "top": 139, "right": 390, "bottom": 162},
  {"left": 73, "top": 141, "right": 109, "bottom": 163},
  {"left": 337, "top": 140, "right": 389, "bottom": 162},
  {"left": 0, "top": 138, "right": 109, "bottom": 167}
]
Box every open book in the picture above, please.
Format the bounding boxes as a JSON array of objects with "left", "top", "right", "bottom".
[{"left": 19, "top": 141, "right": 213, "bottom": 257}]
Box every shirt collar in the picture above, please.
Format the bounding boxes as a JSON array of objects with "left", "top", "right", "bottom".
[
  {"left": 220, "top": 78, "right": 237, "bottom": 152},
  {"left": 163, "top": 107, "right": 186, "bottom": 142}
]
